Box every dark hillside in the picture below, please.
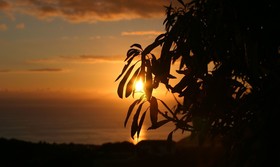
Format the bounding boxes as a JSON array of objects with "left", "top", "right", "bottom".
[{"left": 0, "top": 138, "right": 227, "bottom": 167}]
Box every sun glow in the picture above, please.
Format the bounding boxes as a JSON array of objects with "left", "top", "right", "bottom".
[
  {"left": 135, "top": 79, "right": 144, "bottom": 92},
  {"left": 130, "top": 126, "right": 147, "bottom": 145}
]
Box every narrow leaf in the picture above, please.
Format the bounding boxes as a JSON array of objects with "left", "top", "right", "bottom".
[
  {"left": 115, "top": 57, "right": 134, "bottom": 82},
  {"left": 168, "top": 74, "right": 177, "bottom": 79},
  {"left": 124, "top": 99, "right": 141, "bottom": 127},
  {"left": 117, "top": 64, "right": 135, "bottom": 98},
  {"left": 145, "top": 60, "right": 153, "bottom": 100},
  {"left": 167, "top": 131, "right": 173, "bottom": 142},
  {"left": 157, "top": 99, "right": 177, "bottom": 119},
  {"left": 154, "top": 33, "right": 166, "bottom": 42},
  {"left": 125, "top": 68, "right": 140, "bottom": 98},
  {"left": 131, "top": 118, "right": 138, "bottom": 140},
  {"left": 172, "top": 75, "right": 190, "bottom": 93},
  {"left": 130, "top": 43, "right": 142, "bottom": 50},
  {"left": 148, "top": 119, "right": 170, "bottom": 130},
  {"left": 137, "top": 110, "right": 147, "bottom": 138},
  {"left": 125, "top": 49, "right": 140, "bottom": 61},
  {"left": 177, "top": 0, "right": 185, "bottom": 7},
  {"left": 149, "top": 97, "right": 158, "bottom": 126},
  {"left": 131, "top": 102, "right": 145, "bottom": 139}
]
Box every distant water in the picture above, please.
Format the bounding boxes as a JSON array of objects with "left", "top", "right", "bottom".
[
  {"left": 0, "top": 93, "right": 187, "bottom": 145},
  {"left": 0, "top": 122, "right": 184, "bottom": 145}
]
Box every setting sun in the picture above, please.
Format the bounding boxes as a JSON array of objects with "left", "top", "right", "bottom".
[{"left": 135, "top": 79, "right": 144, "bottom": 92}]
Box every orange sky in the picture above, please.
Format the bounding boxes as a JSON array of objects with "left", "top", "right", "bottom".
[
  {"left": 0, "top": 0, "right": 189, "bottom": 143},
  {"left": 0, "top": 0, "right": 171, "bottom": 95}
]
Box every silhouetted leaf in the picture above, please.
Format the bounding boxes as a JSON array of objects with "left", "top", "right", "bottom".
[
  {"left": 137, "top": 110, "right": 147, "bottom": 138},
  {"left": 172, "top": 75, "right": 190, "bottom": 93},
  {"left": 117, "top": 64, "right": 136, "bottom": 98},
  {"left": 167, "top": 131, "right": 173, "bottom": 142},
  {"left": 131, "top": 119, "right": 138, "bottom": 140},
  {"left": 157, "top": 99, "right": 176, "bottom": 118},
  {"left": 148, "top": 120, "right": 170, "bottom": 130},
  {"left": 125, "top": 67, "right": 140, "bottom": 98},
  {"left": 154, "top": 33, "right": 166, "bottom": 42},
  {"left": 115, "top": 57, "right": 135, "bottom": 82},
  {"left": 149, "top": 97, "right": 158, "bottom": 126},
  {"left": 177, "top": 0, "right": 185, "bottom": 7},
  {"left": 236, "top": 86, "right": 246, "bottom": 99},
  {"left": 130, "top": 43, "right": 143, "bottom": 50},
  {"left": 168, "top": 74, "right": 176, "bottom": 79},
  {"left": 142, "top": 38, "right": 165, "bottom": 56},
  {"left": 124, "top": 99, "right": 142, "bottom": 127},
  {"left": 145, "top": 60, "right": 153, "bottom": 100},
  {"left": 131, "top": 102, "right": 145, "bottom": 139},
  {"left": 125, "top": 49, "right": 140, "bottom": 61}
]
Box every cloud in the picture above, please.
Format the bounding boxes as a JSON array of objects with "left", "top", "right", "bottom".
[
  {"left": 28, "top": 55, "right": 125, "bottom": 64},
  {"left": 121, "top": 30, "right": 164, "bottom": 36},
  {"left": 0, "top": 69, "right": 11, "bottom": 73},
  {"left": 0, "top": 0, "right": 10, "bottom": 10},
  {"left": 27, "top": 68, "right": 64, "bottom": 72},
  {"left": 60, "top": 55, "right": 124, "bottom": 63},
  {"left": 1, "top": 0, "right": 167, "bottom": 23},
  {"left": 0, "top": 68, "right": 65, "bottom": 73},
  {"left": 16, "top": 23, "right": 25, "bottom": 29},
  {"left": 26, "top": 58, "right": 57, "bottom": 64},
  {"left": 0, "top": 23, "right": 8, "bottom": 31}
]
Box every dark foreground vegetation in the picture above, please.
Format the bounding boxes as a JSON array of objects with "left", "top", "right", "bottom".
[
  {"left": 0, "top": 137, "right": 230, "bottom": 167},
  {"left": 115, "top": 0, "right": 280, "bottom": 166}
]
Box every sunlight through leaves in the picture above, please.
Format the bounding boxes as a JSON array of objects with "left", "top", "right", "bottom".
[{"left": 135, "top": 78, "right": 144, "bottom": 93}]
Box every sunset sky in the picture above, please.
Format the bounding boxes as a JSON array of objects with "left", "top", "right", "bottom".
[
  {"left": 0, "top": 0, "right": 186, "bottom": 144},
  {"left": 0, "top": 0, "right": 168, "bottom": 93}
]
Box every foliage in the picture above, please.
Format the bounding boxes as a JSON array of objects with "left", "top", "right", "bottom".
[{"left": 116, "top": 0, "right": 279, "bottom": 165}]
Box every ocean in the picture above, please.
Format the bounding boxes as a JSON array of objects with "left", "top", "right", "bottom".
[{"left": 0, "top": 92, "right": 187, "bottom": 145}]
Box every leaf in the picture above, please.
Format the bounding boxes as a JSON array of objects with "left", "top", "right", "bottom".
[
  {"left": 148, "top": 119, "right": 170, "bottom": 130},
  {"left": 115, "top": 57, "right": 135, "bottom": 82},
  {"left": 131, "top": 118, "right": 138, "bottom": 140},
  {"left": 157, "top": 99, "right": 176, "bottom": 118},
  {"left": 130, "top": 43, "right": 143, "bottom": 50},
  {"left": 117, "top": 64, "right": 136, "bottom": 98},
  {"left": 154, "top": 33, "right": 166, "bottom": 42},
  {"left": 149, "top": 97, "right": 158, "bottom": 126},
  {"left": 124, "top": 99, "right": 141, "bottom": 127},
  {"left": 145, "top": 60, "right": 153, "bottom": 100},
  {"left": 131, "top": 102, "right": 145, "bottom": 139},
  {"left": 137, "top": 110, "right": 147, "bottom": 138},
  {"left": 172, "top": 75, "right": 190, "bottom": 93},
  {"left": 125, "top": 67, "right": 140, "bottom": 98},
  {"left": 168, "top": 74, "right": 176, "bottom": 79},
  {"left": 176, "top": 69, "right": 190, "bottom": 75},
  {"left": 125, "top": 49, "right": 140, "bottom": 61},
  {"left": 177, "top": 0, "right": 185, "bottom": 7},
  {"left": 167, "top": 131, "right": 173, "bottom": 142}
]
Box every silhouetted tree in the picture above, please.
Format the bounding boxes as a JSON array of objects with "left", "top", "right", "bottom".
[{"left": 116, "top": 0, "right": 279, "bottom": 166}]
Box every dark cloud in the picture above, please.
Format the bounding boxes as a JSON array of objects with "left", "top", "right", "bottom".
[
  {"left": 6, "top": 0, "right": 167, "bottom": 22},
  {"left": 0, "top": 0, "right": 10, "bottom": 10}
]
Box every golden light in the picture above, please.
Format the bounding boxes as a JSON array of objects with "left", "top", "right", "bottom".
[
  {"left": 130, "top": 126, "right": 147, "bottom": 145},
  {"left": 135, "top": 79, "right": 144, "bottom": 92}
]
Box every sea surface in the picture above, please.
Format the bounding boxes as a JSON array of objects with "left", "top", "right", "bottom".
[{"left": 0, "top": 92, "right": 188, "bottom": 145}]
